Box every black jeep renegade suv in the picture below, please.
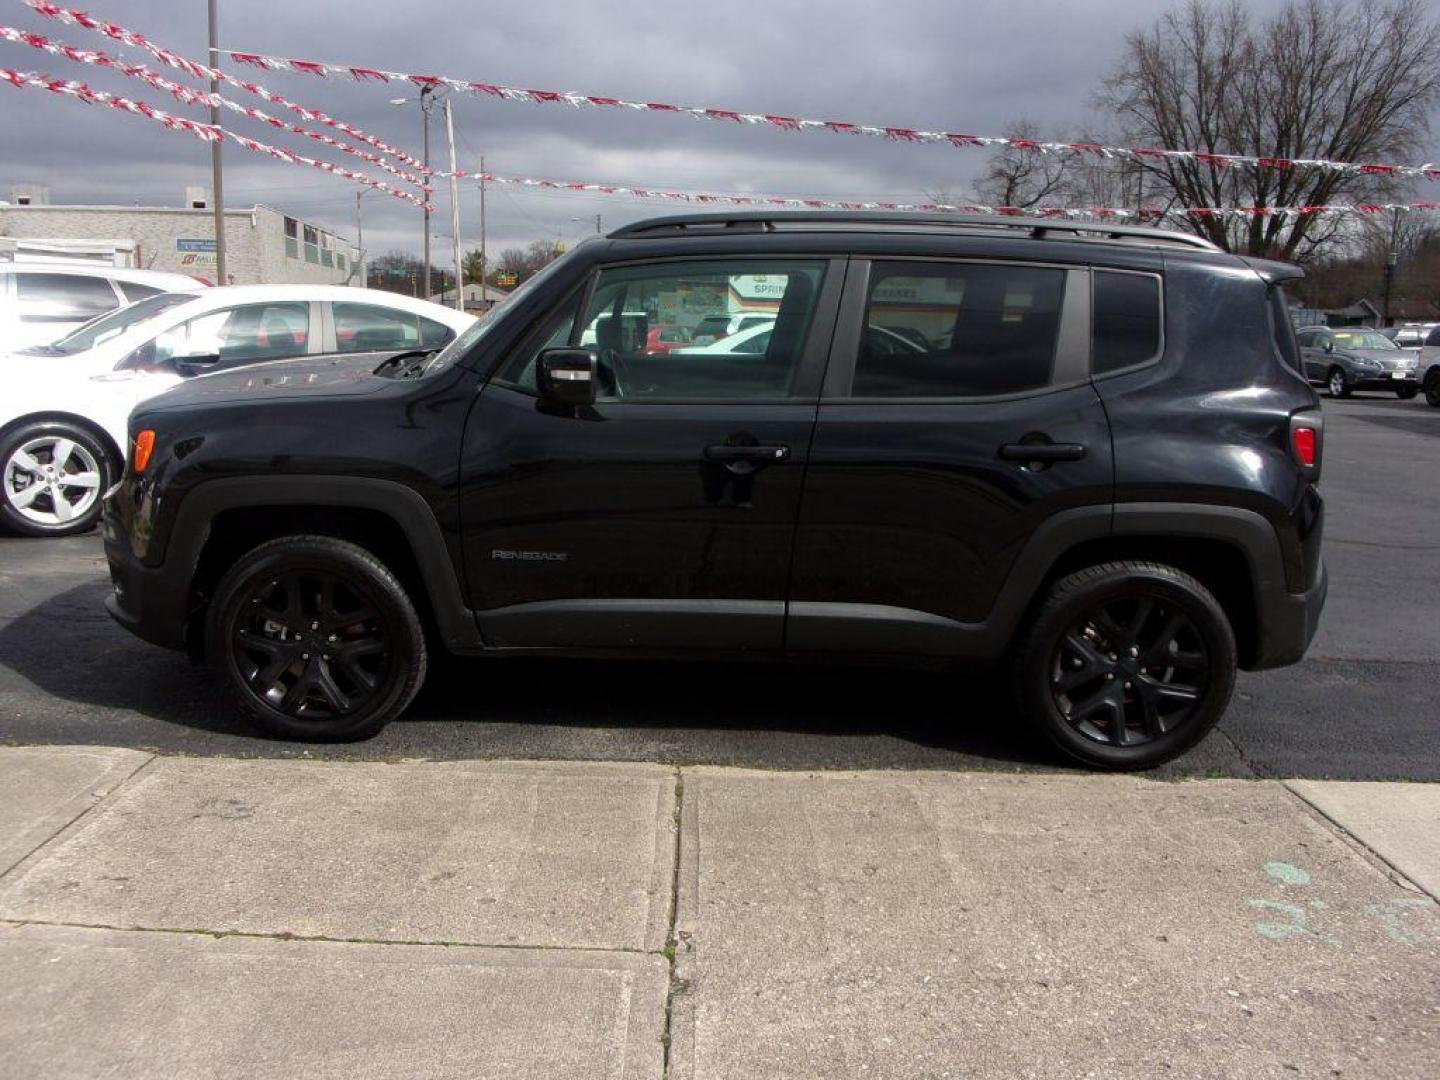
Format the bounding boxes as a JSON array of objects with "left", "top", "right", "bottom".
[{"left": 103, "top": 212, "right": 1326, "bottom": 769}]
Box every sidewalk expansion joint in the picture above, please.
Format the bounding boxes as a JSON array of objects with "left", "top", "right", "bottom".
[
  {"left": 0, "top": 751, "right": 158, "bottom": 886},
  {"left": 1279, "top": 783, "right": 1439, "bottom": 903},
  {"left": 0, "top": 917, "right": 659, "bottom": 956},
  {"left": 660, "top": 766, "right": 685, "bottom": 1078}
]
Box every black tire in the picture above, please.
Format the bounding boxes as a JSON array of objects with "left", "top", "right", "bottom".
[
  {"left": 1326, "top": 366, "right": 1351, "bottom": 399},
  {"left": 206, "top": 535, "right": 427, "bottom": 741},
  {"left": 0, "top": 420, "right": 112, "bottom": 538},
  {"left": 1010, "top": 561, "right": 1237, "bottom": 771},
  {"left": 1424, "top": 369, "right": 1440, "bottom": 408},
  {"left": 1396, "top": 386, "right": 1418, "bottom": 400}
]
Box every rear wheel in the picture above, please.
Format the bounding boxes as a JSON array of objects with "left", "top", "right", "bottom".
[
  {"left": 0, "top": 421, "right": 110, "bottom": 537},
  {"left": 1327, "top": 367, "right": 1351, "bottom": 399},
  {"left": 207, "top": 535, "right": 427, "bottom": 740},
  {"left": 1424, "top": 369, "right": 1440, "bottom": 408},
  {"left": 1010, "top": 562, "right": 1237, "bottom": 770},
  {"left": 1396, "top": 385, "right": 1418, "bottom": 400}
]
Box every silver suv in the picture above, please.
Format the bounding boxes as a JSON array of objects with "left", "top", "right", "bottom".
[
  {"left": 1296, "top": 325, "right": 1419, "bottom": 400},
  {"left": 1418, "top": 324, "right": 1440, "bottom": 407}
]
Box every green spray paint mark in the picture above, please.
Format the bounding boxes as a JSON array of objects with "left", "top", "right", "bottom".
[
  {"left": 1263, "top": 861, "right": 1312, "bottom": 886},
  {"left": 1363, "top": 899, "right": 1437, "bottom": 945},
  {"left": 1247, "top": 899, "right": 1340, "bottom": 945}
]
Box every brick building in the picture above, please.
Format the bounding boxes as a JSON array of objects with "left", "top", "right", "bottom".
[{"left": 0, "top": 186, "right": 362, "bottom": 286}]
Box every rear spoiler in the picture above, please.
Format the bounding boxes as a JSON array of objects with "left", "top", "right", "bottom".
[{"left": 1241, "top": 256, "right": 1305, "bottom": 285}]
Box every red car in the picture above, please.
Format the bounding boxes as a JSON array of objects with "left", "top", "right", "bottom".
[{"left": 644, "top": 324, "right": 695, "bottom": 355}]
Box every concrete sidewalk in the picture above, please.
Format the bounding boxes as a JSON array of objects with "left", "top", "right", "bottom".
[{"left": 1, "top": 747, "right": 1436, "bottom": 1078}]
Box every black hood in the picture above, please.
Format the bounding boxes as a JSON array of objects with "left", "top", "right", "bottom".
[{"left": 143, "top": 351, "right": 396, "bottom": 412}]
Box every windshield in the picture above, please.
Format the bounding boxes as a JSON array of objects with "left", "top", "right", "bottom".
[
  {"left": 33, "top": 292, "right": 195, "bottom": 356},
  {"left": 423, "top": 246, "right": 585, "bottom": 374},
  {"left": 1332, "top": 330, "right": 1397, "bottom": 351}
]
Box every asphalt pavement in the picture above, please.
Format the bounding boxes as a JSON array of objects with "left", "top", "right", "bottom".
[{"left": 1, "top": 394, "right": 1436, "bottom": 779}]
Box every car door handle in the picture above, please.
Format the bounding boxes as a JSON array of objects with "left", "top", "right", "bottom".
[
  {"left": 998, "top": 442, "right": 1087, "bottom": 462},
  {"left": 704, "top": 444, "right": 791, "bottom": 463}
]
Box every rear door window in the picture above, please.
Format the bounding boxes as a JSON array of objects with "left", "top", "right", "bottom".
[
  {"left": 153, "top": 301, "right": 312, "bottom": 369},
  {"left": 852, "top": 261, "right": 1065, "bottom": 397},
  {"left": 333, "top": 302, "right": 420, "bottom": 353},
  {"left": 15, "top": 273, "right": 121, "bottom": 322}
]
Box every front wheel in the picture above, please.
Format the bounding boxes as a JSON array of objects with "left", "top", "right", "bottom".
[
  {"left": 1424, "top": 369, "right": 1440, "bottom": 408},
  {"left": 1327, "top": 366, "right": 1351, "bottom": 399},
  {"left": 206, "top": 535, "right": 428, "bottom": 740},
  {"left": 0, "top": 421, "right": 110, "bottom": 537},
  {"left": 1397, "top": 386, "right": 1418, "bottom": 400},
  {"left": 1010, "top": 561, "right": 1237, "bottom": 770}
]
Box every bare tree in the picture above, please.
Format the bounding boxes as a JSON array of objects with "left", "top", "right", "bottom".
[
  {"left": 973, "top": 121, "right": 1078, "bottom": 209},
  {"left": 1100, "top": 0, "right": 1440, "bottom": 258}
]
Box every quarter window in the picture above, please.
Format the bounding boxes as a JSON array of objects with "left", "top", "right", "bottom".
[
  {"left": 853, "top": 262, "right": 1065, "bottom": 397},
  {"left": 1092, "top": 271, "right": 1162, "bottom": 374},
  {"left": 333, "top": 302, "right": 420, "bottom": 353}
]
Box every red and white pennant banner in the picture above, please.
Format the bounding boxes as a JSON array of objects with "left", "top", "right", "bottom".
[
  {"left": 451, "top": 168, "right": 1440, "bottom": 220},
  {"left": 0, "top": 26, "right": 429, "bottom": 190},
  {"left": 24, "top": 1, "right": 430, "bottom": 175},
  {"left": 195, "top": 48, "right": 1440, "bottom": 183},
  {"left": 0, "top": 67, "right": 432, "bottom": 209}
]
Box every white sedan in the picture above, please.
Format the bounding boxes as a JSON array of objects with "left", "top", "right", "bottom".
[{"left": 0, "top": 285, "right": 474, "bottom": 537}]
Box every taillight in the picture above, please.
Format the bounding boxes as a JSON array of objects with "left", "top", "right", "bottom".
[
  {"left": 1292, "top": 426, "right": 1316, "bottom": 466},
  {"left": 1288, "top": 411, "right": 1322, "bottom": 477},
  {"left": 132, "top": 430, "right": 156, "bottom": 473}
]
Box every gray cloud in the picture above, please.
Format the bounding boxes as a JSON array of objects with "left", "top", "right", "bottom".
[{"left": 2, "top": 0, "right": 1435, "bottom": 260}]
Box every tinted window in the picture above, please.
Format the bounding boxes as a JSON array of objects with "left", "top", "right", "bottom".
[
  {"left": 1427, "top": 327, "right": 1440, "bottom": 347},
  {"left": 854, "top": 262, "right": 1064, "bottom": 397},
  {"left": 1093, "top": 271, "right": 1161, "bottom": 374},
  {"left": 118, "top": 281, "right": 165, "bottom": 303},
  {"left": 50, "top": 292, "right": 192, "bottom": 356},
  {"left": 152, "top": 301, "right": 311, "bottom": 369},
  {"left": 582, "top": 260, "right": 825, "bottom": 400},
  {"left": 1268, "top": 287, "right": 1301, "bottom": 372},
  {"left": 333, "top": 302, "right": 419, "bottom": 353},
  {"left": 494, "top": 294, "right": 583, "bottom": 389},
  {"left": 15, "top": 273, "right": 119, "bottom": 322}
]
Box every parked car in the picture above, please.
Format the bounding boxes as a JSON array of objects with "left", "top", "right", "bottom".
[
  {"left": 0, "top": 262, "right": 208, "bottom": 352},
  {"left": 104, "top": 211, "right": 1326, "bottom": 770},
  {"left": 0, "top": 286, "right": 472, "bottom": 537},
  {"left": 643, "top": 325, "right": 694, "bottom": 355},
  {"left": 1296, "top": 325, "right": 1418, "bottom": 398},
  {"left": 1380, "top": 322, "right": 1437, "bottom": 354},
  {"left": 1419, "top": 324, "right": 1440, "bottom": 407}
]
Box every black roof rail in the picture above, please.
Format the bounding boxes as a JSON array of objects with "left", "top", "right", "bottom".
[{"left": 609, "top": 210, "right": 1221, "bottom": 251}]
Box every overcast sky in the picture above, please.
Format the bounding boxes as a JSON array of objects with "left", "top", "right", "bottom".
[{"left": 1, "top": 0, "right": 1435, "bottom": 264}]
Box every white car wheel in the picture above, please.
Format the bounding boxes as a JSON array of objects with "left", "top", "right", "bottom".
[{"left": 1, "top": 425, "right": 109, "bottom": 537}]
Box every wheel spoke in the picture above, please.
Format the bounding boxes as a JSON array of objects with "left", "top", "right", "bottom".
[
  {"left": 50, "top": 487, "right": 73, "bottom": 523},
  {"left": 1062, "top": 632, "right": 1109, "bottom": 670},
  {"left": 10, "top": 481, "right": 44, "bottom": 509},
  {"left": 1136, "top": 687, "right": 1165, "bottom": 738},
  {"left": 1123, "top": 598, "right": 1155, "bottom": 647},
  {"left": 280, "top": 668, "right": 318, "bottom": 711},
  {"left": 333, "top": 653, "right": 379, "bottom": 693},
  {"left": 10, "top": 449, "right": 42, "bottom": 474},
  {"left": 61, "top": 471, "right": 101, "bottom": 490},
  {"left": 51, "top": 439, "right": 76, "bottom": 471},
  {"left": 313, "top": 664, "right": 353, "bottom": 713},
  {"left": 1154, "top": 683, "right": 1200, "bottom": 705}
]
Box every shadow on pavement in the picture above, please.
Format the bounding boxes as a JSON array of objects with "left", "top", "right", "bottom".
[{"left": 0, "top": 580, "right": 1054, "bottom": 770}]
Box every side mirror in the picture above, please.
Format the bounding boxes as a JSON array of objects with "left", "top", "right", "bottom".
[
  {"left": 537, "top": 347, "right": 598, "bottom": 407},
  {"left": 1323, "top": 340, "right": 1334, "bottom": 354},
  {"left": 174, "top": 353, "right": 222, "bottom": 376}
]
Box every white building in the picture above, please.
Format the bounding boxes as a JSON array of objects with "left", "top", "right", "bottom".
[
  {"left": 0, "top": 186, "right": 362, "bottom": 287},
  {"left": 428, "top": 281, "right": 512, "bottom": 313}
]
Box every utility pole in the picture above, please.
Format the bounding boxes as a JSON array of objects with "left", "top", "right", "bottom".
[
  {"left": 354, "top": 190, "right": 365, "bottom": 286},
  {"left": 420, "top": 85, "right": 434, "bottom": 299},
  {"left": 1382, "top": 207, "right": 1400, "bottom": 326},
  {"left": 444, "top": 98, "right": 464, "bottom": 312},
  {"left": 206, "top": 0, "right": 227, "bottom": 284},
  {"left": 479, "top": 156, "right": 487, "bottom": 301},
  {"left": 595, "top": 213, "right": 602, "bottom": 234}
]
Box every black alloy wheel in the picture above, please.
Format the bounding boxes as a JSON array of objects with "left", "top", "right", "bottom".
[
  {"left": 208, "top": 536, "right": 427, "bottom": 740},
  {"left": 231, "top": 570, "right": 390, "bottom": 721},
  {"left": 1049, "top": 596, "right": 1208, "bottom": 749},
  {"left": 1011, "top": 561, "right": 1236, "bottom": 770}
]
